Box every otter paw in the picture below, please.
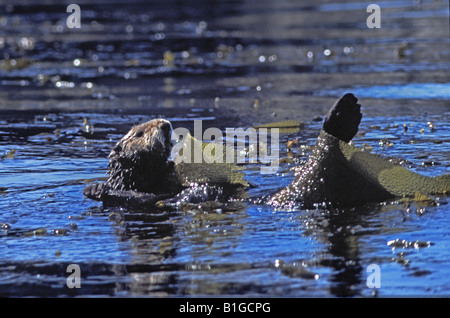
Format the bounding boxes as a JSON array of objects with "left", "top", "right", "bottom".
[{"left": 83, "top": 183, "right": 107, "bottom": 200}]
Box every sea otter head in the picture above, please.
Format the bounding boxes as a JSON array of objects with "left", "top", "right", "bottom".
[
  {"left": 114, "top": 119, "right": 173, "bottom": 160},
  {"left": 106, "top": 119, "right": 174, "bottom": 192}
]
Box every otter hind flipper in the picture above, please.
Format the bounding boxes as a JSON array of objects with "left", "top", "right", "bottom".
[{"left": 323, "top": 93, "right": 362, "bottom": 143}]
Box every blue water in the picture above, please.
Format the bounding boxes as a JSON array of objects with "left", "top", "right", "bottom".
[
  {"left": 1, "top": 111, "right": 448, "bottom": 297},
  {"left": 319, "top": 83, "right": 450, "bottom": 100}
]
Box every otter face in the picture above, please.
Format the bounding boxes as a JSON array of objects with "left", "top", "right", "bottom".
[
  {"left": 107, "top": 119, "right": 174, "bottom": 192},
  {"left": 114, "top": 119, "right": 173, "bottom": 161}
]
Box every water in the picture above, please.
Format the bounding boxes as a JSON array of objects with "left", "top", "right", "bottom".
[
  {"left": 0, "top": 0, "right": 449, "bottom": 297},
  {"left": 318, "top": 83, "right": 450, "bottom": 100}
]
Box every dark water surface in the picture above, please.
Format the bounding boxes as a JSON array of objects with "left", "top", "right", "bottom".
[{"left": 0, "top": 0, "right": 449, "bottom": 297}]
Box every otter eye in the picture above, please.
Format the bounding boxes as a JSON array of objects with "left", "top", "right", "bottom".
[{"left": 135, "top": 130, "right": 144, "bottom": 138}]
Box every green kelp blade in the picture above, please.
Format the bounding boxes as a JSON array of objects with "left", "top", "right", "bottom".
[
  {"left": 254, "top": 120, "right": 304, "bottom": 134},
  {"left": 0, "top": 58, "right": 33, "bottom": 71},
  {"left": 175, "top": 163, "right": 248, "bottom": 187},
  {"left": 172, "top": 133, "right": 249, "bottom": 187},
  {"left": 338, "top": 135, "right": 449, "bottom": 197}
]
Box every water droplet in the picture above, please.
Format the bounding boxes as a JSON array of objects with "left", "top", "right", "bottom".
[
  {"left": 125, "top": 24, "right": 134, "bottom": 33},
  {"left": 323, "top": 49, "right": 333, "bottom": 57},
  {"left": 343, "top": 46, "right": 354, "bottom": 55},
  {"left": 154, "top": 32, "right": 165, "bottom": 40},
  {"left": 181, "top": 50, "right": 190, "bottom": 59},
  {"left": 17, "top": 37, "right": 35, "bottom": 50}
]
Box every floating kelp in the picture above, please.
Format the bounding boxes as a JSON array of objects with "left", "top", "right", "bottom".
[
  {"left": 254, "top": 120, "right": 305, "bottom": 134},
  {"left": 399, "top": 192, "right": 437, "bottom": 206},
  {"left": 24, "top": 228, "right": 47, "bottom": 237},
  {"left": 175, "top": 163, "right": 248, "bottom": 188},
  {"left": 1, "top": 149, "right": 15, "bottom": 159},
  {"left": 340, "top": 142, "right": 449, "bottom": 197},
  {"left": 0, "top": 58, "right": 33, "bottom": 71},
  {"left": 173, "top": 133, "right": 249, "bottom": 188}
]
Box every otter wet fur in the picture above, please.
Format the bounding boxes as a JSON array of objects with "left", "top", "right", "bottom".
[
  {"left": 83, "top": 118, "right": 182, "bottom": 206},
  {"left": 269, "top": 93, "right": 449, "bottom": 209}
]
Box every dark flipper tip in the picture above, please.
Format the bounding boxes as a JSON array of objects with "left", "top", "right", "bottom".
[{"left": 323, "top": 93, "right": 362, "bottom": 142}]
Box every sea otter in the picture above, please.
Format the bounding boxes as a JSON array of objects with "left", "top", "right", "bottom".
[
  {"left": 84, "top": 94, "right": 448, "bottom": 209},
  {"left": 83, "top": 118, "right": 247, "bottom": 208},
  {"left": 268, "top": 93, "right": 449, "bottom": 209},
  {"left": 83, "top": 118, "right": 183, "bottom": 207}
]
